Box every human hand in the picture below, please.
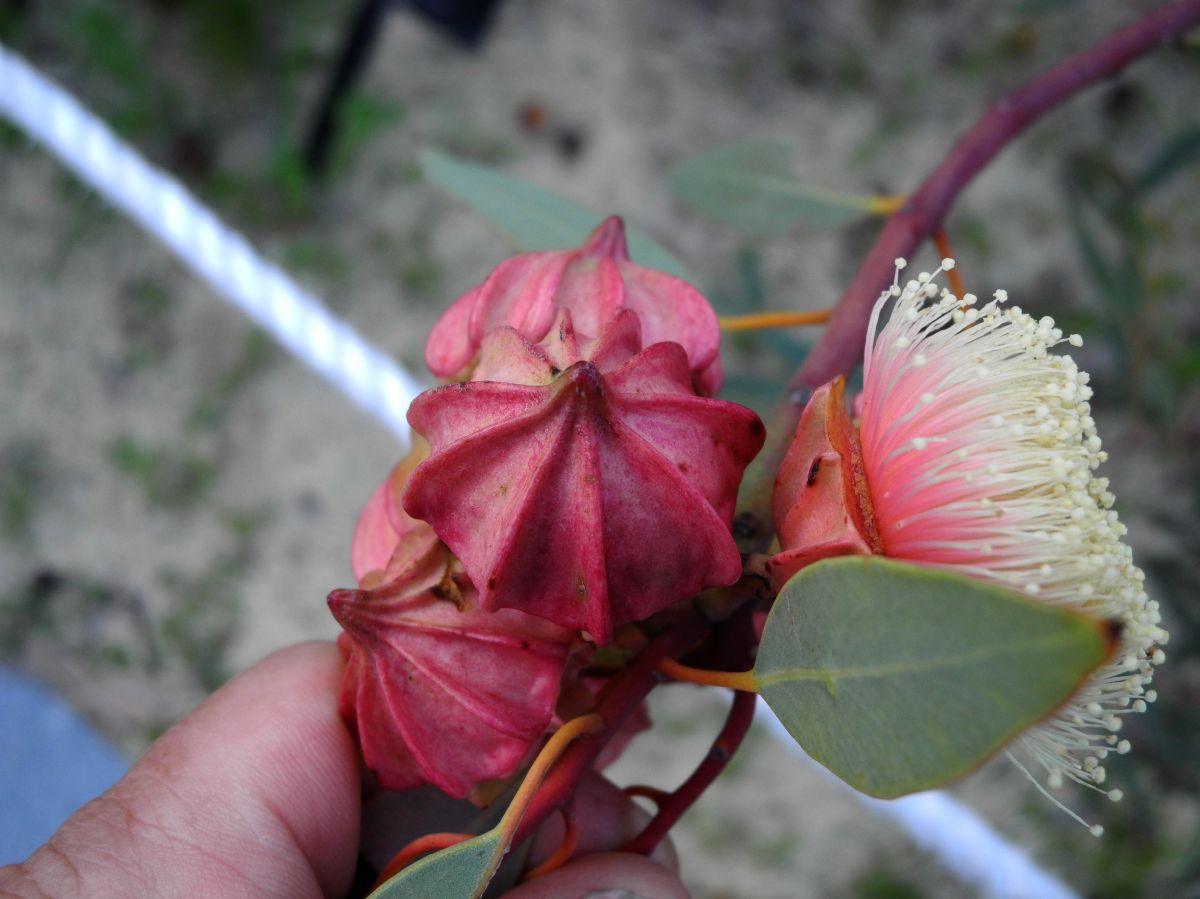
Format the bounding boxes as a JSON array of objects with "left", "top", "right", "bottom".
[{"left": 0, "top": 642, "right": 687, "bottom": 898}]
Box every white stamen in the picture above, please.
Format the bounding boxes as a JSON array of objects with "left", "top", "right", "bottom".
[{"left": 857, "top": 258, "right": 1165, "bottom": 835}]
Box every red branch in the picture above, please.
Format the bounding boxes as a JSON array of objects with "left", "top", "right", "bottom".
[
  {"left": 622, "top": 689, "right": 758, "bottom": 856},
  {"left": 793, "top": 0, "right": 1200, "bottom": 392},
  {"left": 510, "top": 609, "right": 709, "bottom": 847}
]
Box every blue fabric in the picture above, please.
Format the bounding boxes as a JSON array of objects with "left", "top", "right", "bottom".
[{"left": 0, "top": 667, "right": 129, "bottom": 865}]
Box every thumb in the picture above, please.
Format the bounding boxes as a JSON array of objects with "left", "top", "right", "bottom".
[{"left": 0, "top": 641, "right": 361, "bottom": 899}]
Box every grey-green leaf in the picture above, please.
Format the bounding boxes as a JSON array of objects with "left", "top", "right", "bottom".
[
  {"left": 756, "top": 556, "right": 1111, "bottom": 798},
  {"left": 368, "top": 830, "right": 505, "bottom": 899},
  {"left": 670, "top": 140, "right": 880, "bottom": 237},
  {"left": 420, "top": 148, "right": 691, "bottom": 279}
]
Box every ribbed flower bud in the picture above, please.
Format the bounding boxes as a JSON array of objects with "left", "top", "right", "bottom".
[
  {"left": 405, "top": 308, "right": 764, "bottom": 644},
  {"left": 424, "top": 216, "right": 724, "bottom": 395},
  {"left": 350, "top": 441, "right": 429, "bottom": 586},
  {"left": 329, "top": 523, "right": 572, "bottom": 798}
]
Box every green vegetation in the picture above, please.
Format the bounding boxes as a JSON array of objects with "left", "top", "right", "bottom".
[
  {"left": 0, "top": 439, "right": 48, "bottom": 543},
  {"left": 109, "top": 436, "right": 216, "bottom": 511}
]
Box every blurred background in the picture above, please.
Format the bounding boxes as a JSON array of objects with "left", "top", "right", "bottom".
[{"left": 1, "top": 1, "right": 1199, "bottom": 896}]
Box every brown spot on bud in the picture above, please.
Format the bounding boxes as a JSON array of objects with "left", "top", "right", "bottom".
[{"left": 806, "top": 458, "right": 822, "bottom": 487}]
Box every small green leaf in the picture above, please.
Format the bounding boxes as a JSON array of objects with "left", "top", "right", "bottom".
[
  {"left": 420, "top": 148, "right": 691, "bottom": 279},
  {"left": 670, "top": 140, "right": 880, "bottom": 237},
  {"left": 756, "top": 556, "right": 1111, "bottom": 798},
  {"left": 368, "top": 830, "right": 505, "bottom": 899}
]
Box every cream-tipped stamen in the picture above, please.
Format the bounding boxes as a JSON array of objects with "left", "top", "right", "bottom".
[{"left": 858, "top": 259, "right": 1167, "bottom": 833}]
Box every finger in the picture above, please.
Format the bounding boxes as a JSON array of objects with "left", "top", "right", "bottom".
[
  {"left": 0, "top": 641, "right": 360, "bottom": 899},
  {"left": 503, "top": 852, "right": 691, "bottom": 899}
]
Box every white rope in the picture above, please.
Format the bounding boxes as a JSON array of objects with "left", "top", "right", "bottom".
[
  {"left": 0, "top": 41, "right": 1078, "bottom": 899},
  {"left": 0, "top": 45, "right": 424, "bottom": 446},
  {"left": 757, "top": 706, "right": 1080, "bottom": 899}
]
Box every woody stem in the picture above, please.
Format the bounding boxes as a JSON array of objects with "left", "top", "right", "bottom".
[
  {"left": 623, "top": 690, "right": 758, "bottom": 856},
  {"left": 791, "top": 0, "right": 1200, "bottom": 392}
]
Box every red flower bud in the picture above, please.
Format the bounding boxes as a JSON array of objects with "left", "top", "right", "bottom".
[
  {"left": 767, "top": 378, "right": 879, "bottom": 590},
  {"left": 405, "top": 309, "right": 765, "bottom": 643},
  {"left": 425, "top": 216, "right": 724, "bottom": 395},
  {"left": 350, "top": 441, "right": 430, "bottom": 585},
  {"left": 329, "top": 568, "right": 572, "bottom": 798}
]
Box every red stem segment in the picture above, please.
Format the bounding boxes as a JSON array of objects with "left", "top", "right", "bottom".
[
  {"left": 793, "top": 0, "right": 1200, "bottom": 392},
  {"left": 510, "top": 610, "right": 709, "bottom": 848},
  {"left": 522, "top": 809, "right": 579, "bottom": 881},
  {"left": 623, "top": 689, "right": 758, "bottom": 856}
]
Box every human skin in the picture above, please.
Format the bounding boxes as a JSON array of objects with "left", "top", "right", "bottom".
[{"left": 0, "top": 642, "right": 687, "bottom": 899}]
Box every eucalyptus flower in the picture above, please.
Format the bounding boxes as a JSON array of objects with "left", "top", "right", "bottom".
[{"left": 771, "top": 258, "right": 1168, "bottom": 833}]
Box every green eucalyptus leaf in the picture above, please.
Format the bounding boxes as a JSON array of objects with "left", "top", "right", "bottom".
[
  {"left": 670, "top": 139, "right": 879, "bottom": 237},
  {"left": 368, "top": 829, "right": 505, "bottom": 899},
  {"left": 420, "top": 147, "right": 691, "bottom": 279},
  {"left": 756, "top": 556, "right": 1111, "bottom": 798}
]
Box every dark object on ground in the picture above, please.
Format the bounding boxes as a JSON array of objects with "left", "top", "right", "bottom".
[{"left": 304, "top": 0, "right": 506, "bottom": 177}]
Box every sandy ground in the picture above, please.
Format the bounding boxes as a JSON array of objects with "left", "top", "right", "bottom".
[{"left": 3, "top": 1, "right": 1199, "bottom": 896}]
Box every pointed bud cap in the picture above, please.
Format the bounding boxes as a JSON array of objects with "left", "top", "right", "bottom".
[
  {"left": 425, "top": 216, "right": 723, "bottom": 394},
  {"left": 329, "top": 572, "right": 572, "bottom": 799},
  {"left": 767, "top": 378, "right": 879, "bottom": 590},
  {"left": 406, "top": 309, "right": 764, "bottom": 643},
  {"left": 350, "top": 439, "right": 431, "bottom": 586}
]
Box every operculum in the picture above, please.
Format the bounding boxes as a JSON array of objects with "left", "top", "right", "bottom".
[{"left": 766, "top": 377, "right": 880, "bottom": 590}]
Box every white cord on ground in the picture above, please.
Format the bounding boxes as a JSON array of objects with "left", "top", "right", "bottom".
[
  {"left": 0, "top": 44, "right": 424, "bottom": 446},
  {"left": 0, "top": 41, "right": 1079, "bottom": 899},
  {"left": 757, "top": 706, "right": 1080, "bottom": 899}
]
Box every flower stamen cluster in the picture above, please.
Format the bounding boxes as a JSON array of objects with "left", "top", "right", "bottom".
[{"left": 858, "top": 259, "right": 1168, "bottom": 829}]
